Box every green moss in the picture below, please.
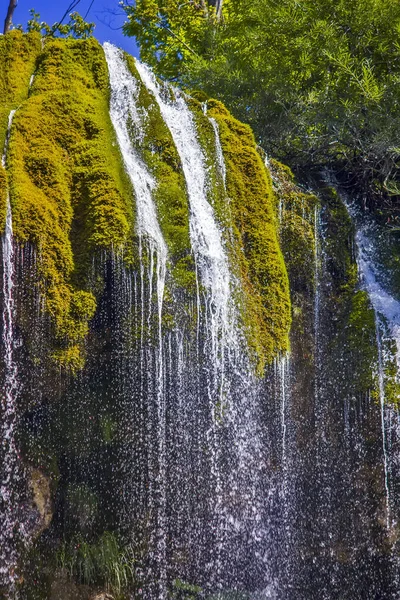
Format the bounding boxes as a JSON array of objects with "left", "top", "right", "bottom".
[
  {"left": 270, "top": 159, "right": 318, "bottom": 297},
  {"left": 321, "top": 186, "right": 378, "bottom": 398},
  {"left": 0, "top": 31, "right": 41, "bottom": 150},
  {"left": 345, "top": 290, "right": 378, "bottom": 394},
  {"left": 0, "top": 31, "right": 41, "bottom": 229},
  {"left": 206, "top": 100, "right": 291, "bottom": 370},
  {"left": 7, "top": 37, "right": 135, "bottom": 368}
]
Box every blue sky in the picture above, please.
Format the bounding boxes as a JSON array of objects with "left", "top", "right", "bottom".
[{"left": 12, "top": 0, "right": 139, "bottom": 56}]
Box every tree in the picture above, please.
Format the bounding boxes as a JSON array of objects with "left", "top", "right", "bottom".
[
  {"left": 121, "top": 0, "right": 400, "bottom": 208},
  {"left": 3, "top": 0, "right": 17, "bottom": 34},
  {"left": 26, "top": 8, "right": 95, "bottom": 38}
]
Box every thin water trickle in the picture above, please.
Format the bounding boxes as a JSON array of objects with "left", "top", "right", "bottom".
[
  {"left": 349, "top": 220, "right": 396, "bottom": 529},
  {"left": 0, "top": 110, "right": 21, "bottom": 593},
  {"left": 375, "top": 315, "right": 391, "bottom": 529},
  {"left": 209, "top": 116, "right": 227, "bottom": 188}
]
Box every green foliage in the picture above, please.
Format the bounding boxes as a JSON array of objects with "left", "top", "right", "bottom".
[
  {"left": 58, "top": 531, "right": 136, "bottom": 596},
  {"left": 26, "top": 9, "right": 95, "bottom": 39},
  {"left": 122, "top": 0, "right": 400, "bottom": 205},
  {"left": 122, "top": 0, "right": 220, "bottom": 80}
]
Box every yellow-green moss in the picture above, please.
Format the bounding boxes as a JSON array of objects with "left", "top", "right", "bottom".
[
  {"left": 7, "top": 37, "right": 135, "bottom": 368},
  {"left": 206, "top": 100, "right": 291, "bottom": 370},
  {"left": 0, "top": 31, "right": 41, "bottom": 229},
  {"left": 346, "top": 290, "right": 378, "bottom": 394}
]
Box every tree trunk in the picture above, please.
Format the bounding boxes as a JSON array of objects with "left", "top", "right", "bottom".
[
  {"left": 3, "top": 0, "right": 17, "bottom": 34},
  {"left": 215, "top": 0, "right": 223, "bottom": 22}
]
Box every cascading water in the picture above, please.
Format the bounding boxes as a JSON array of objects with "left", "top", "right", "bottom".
[
  {"left": 0, "top": 110, "right": 22, "bottom": 593},
  {"left": 346, "top": 213, "right": 400, "bottom": 530},
  {"left": 130, "top": 60, "right": 274, "bottom": 595},
  {"left": 209, "top": 116, "right": 227, "bottom": 188},
  {"left": 134, "top": 60, "right": 233, "bottom": 351},
  {"left": 103, "top": 43, "right": 169, "bottom": 596},
  {"left": 5, "top": 35, "right": 400, "bottom": 600}
]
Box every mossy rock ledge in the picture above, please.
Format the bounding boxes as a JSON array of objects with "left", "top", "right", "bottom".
[{"left": 0, "top": 32, "right": 292, "bottom": 372}]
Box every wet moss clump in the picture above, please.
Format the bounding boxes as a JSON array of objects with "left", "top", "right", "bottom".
[
  {"left": 7, "top": 37, "right": 135, "bottom": 369},
  {"left": 0, "top": 30, "right": 41, "bottom": 229},
  {"left": 206, "top": 100, "right": 291, "bottom": 370},
  {"left": 269, "top": 158, "right": 318, "bottom": 370},
  {"left": 270, "top": 159, "right": 318, "bottom": 297}
]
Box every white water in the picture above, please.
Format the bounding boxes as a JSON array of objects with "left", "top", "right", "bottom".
[
  {"left": 135, "top": 62, "right": 236, "bottom": 586},
  {"left": 209, "top": 116, "right": 227, "bottom": 188},
  {"left": 134, "top": 61, "right": 234, "bottom": 358},
  {"left": 0, "top": 110, "right": 21, "bottom": 591},
  {"left": 279, "top": 356, "right": 289, "bottom": 473},
  {"left": 135, "top": 61, "right": 273, "bottom": 595},
  {"left": 104, "top": 43, "right": 169, "bottom": 596},
  {"left": 355, "top": 229, "right": 400, "bottom": 367},
  {"left": 375, "top": 315, "right": 391, "bottom": 529}
]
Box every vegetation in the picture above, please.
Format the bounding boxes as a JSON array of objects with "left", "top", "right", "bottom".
[
  {"left": 0, "top": 30, "right": 41, "bottom": 227},
  {"left": 6, "top": 35, "right": 134, "bottom": 369},
  {"left": 206, "top": 101, "right": 291, "bottom": 368},
  {"left": 58, "top": 531, "right": 137, "bottom": 596},
  {"left": 25, "top": 9, "right": 95, "bottom": 39},
  {"left": 122, "top": 0, "right": 400, "bottom": 209}
]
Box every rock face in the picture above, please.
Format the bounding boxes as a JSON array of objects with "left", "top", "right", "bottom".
[
  {"left": 23, "top": 469, "right": 53, "bottom": 542},
  {"left": 50, "top": 571, "right": 91, "bottom": 600}
]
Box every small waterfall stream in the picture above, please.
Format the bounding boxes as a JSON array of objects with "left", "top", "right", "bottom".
[
  {"left": 348, "top": 216, "right": 400, "bottom": 529},
  {"left": 0, "top": 110, "right": 21, "bottom": 593},
  {"left": 104, "top": 44, "right": 169, "bottom": 595}
]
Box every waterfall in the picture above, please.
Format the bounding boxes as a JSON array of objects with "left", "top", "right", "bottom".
[
  {"left": 134, "top": 62, "right": 233, "bottom": 351},
  {"left": 134, "top": 61, "right": 274, "bottom": 594},
  {"left": 103, "top": 44, "right": 169, "bottom": 595},
  {"left": 279, "top": 356, "right": 289, "bottom": 482},
  {"left": 0, "top": 110, "right": 21, "bottom": 593},
  {"left": 350, "top": 223, "right": 400, "bottom": 529}
]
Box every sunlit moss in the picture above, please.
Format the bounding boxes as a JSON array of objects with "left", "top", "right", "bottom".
[
  {"left": 206, "top": 100, "right": 291, "bottom": 371},
  {"left": 0, "top": 30, "right": 41, "bottom": 230},
  {"left": 7, "top": 37, "right": 135, "bottom": 368}
]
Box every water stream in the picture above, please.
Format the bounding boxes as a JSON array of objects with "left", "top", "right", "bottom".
[
  {"left": 104, "top": 43, "right": 169, "bottom": 595},
  {"left": 0, "top": 110, "right": 21, "bottom": 593}
]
